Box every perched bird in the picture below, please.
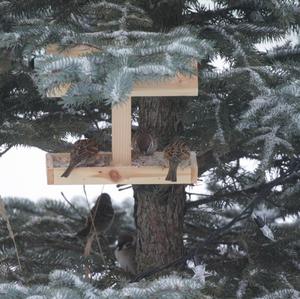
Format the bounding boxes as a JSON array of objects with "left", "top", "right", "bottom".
[
  {"left": 114, "top": 233, "right": 137, "bottom": 275},
  {"left": 164, "top": 139, "right": 190, "bottom": 182},
  {"left": 252, "top": 213, "right": 275, "bottom": 242},
  {"left": 132, "top": 128, "right": 157, "bottom": 155},
  {"left": 61, "top": 138, "right": 99, "bottom": 178},
  {"left": 77, "top": 193, "right": 114, "bottom": 238}
]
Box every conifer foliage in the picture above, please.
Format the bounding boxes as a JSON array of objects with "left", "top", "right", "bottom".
[
  {"left": 0, "top": 0, "right": 300, "bottom": 298},
  {"left": 0, "top": 0, "right": 212, "bottom": 106}
]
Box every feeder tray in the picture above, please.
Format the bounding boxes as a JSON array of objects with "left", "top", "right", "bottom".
[{"left": 46, "top": 151, "right": 198, "bottom": 185}]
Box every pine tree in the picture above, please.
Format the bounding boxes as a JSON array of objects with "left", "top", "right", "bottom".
[{"left": 0, "top": 0, "right": 300, "bottom": 298}]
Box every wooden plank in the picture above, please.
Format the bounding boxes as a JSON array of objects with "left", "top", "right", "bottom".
[
  {"left": 111, "top": 98, "right": 132, "bottom": 166},
  {"left": 130, "top": 73, "right": 198, "bottom": 97},
  {"left": 46, "top": 44, "right": 98, "bottom": 98},
  {"left": 47, "top": 168, "right": 54, "bottom": 185},
  {"left": 46, "top": 153, "right": 54, "bottom": 168},
  {"left": 47, "top": 83, "right": 71, "bottom": 98},
  {"left": 50, "top": 152, "right": 111, "bottom": 167},
  {"left": 51, "top": 165, "right": 192, "bottom": 185},
  {"left": 47, "top": 44, "right": 99, "bottom": 56},
  {"left": 45, "top": 44, "right": 198, "bottom": 98},
  {"left": 46, "top": 153, "right": 54, "bottom": 184},
  {"left": 46, "top": 151, "right": 197, "bottom": 185},
  {"left": 46, "top": 74, "right": 198, "bottom": 98},
  {"left": 190, "top": 151, "right": 198, "bottom": 184}
]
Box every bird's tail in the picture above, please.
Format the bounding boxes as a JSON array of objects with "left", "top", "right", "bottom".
[
  {"left": 165, "top": 161, "right": 179, "bottom": 182},
  {"left": 61, "top": 165, "right": 75, "bottom": 178}
]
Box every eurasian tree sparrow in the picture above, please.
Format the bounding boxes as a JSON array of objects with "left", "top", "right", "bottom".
[
  {"left": 61, "top": 138, "right": 99, "bottom": 177},
  {"left": 132, "top": 128, "right": 157, "bottom": 156},
  {"left": 164, "top": 139, "right": 190, "bottom": 182}
]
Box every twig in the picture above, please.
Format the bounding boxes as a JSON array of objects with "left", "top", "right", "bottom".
[
  {"left": 197, "top": 196, "right": 259, "bottom": 247},
  {"left": 82, "top": 185, "right": 106, "bottom": 264},
  {"left": 60, "top": 192, "right": 85, "bottom": 220},
  {"left": 83, "top": 185, "right": 92, "bottom": 211},
  {"left": 92, "top": 119, "right": 101, "bottom": 133},
  {"left": 85, "top": 109, "right": 102, "bottom": 133},
  {"left": 0, "top": 145, "right": 12, "bottom": 157},
  {"left": 186, "top": 197, "right": 216, "bottom": 207},
  {"left": 131, "top": 255, "right": 188, "bottom": 282},
  {"left": 117, "top": 184, "right": 131, "bottom": 188},
  {"left": 0, "top": 196, "right": 22, "bottom": 271},
  {"left": 118, "top": 185, "right": 132, "bottom": 191},
  {"left": 185, "top": 192, "right": 210, "bottom": 196},
  {"left": 186, "top": 171, "right": 300, "bottom": 209}
]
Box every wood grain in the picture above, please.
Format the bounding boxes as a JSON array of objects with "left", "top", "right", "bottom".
[
  {"left": 46, "top": 152, "right": 197, "bottom": 185},
  {"left": 112, "top": 98, "right": 132, "bottom": 166}
]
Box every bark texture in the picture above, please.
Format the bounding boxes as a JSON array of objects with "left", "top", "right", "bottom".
[
  {"left": 133, "top": 98, "right": 187, "bottom": 272},
  {"left": 134, "top": 185, "right": 185, "bottom": 272},
  {"left": 138, "top": 97, "right": 186, "bottom": 148}
]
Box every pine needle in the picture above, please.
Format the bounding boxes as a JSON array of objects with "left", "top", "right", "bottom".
[
  {"left": 0, "top": 145, "right": 12, "bottom": 157},
  {"left": 0, "top": 196, "right": 22, "bottom": 271}
]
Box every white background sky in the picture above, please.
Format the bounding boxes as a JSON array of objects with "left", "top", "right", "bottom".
[
  {"left": 0, "top": 147, "right": 206, "bottom": 204},
  {"left": 0, "top": 147, "right": 133, "bottom": 203}
]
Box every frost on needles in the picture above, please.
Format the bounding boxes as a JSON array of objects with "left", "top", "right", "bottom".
[{"left": 0, "top": 1, "right": 212, "bottom": 107}]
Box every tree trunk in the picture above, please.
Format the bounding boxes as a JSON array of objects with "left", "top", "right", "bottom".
[
  {"left": 134, "top": 185, "right": 185, "bottom": 272},
  {"left": 133, "top": 98, "right": 187, "bottom": 272}
]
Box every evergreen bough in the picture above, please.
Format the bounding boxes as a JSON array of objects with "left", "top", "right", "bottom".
[{"left": 0, "top": 1, "right": 300, "bottom": 298}]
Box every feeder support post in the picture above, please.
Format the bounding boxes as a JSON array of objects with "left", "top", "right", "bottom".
[{"left": 111, "top": 97, "right": 132, "bottom": 166}]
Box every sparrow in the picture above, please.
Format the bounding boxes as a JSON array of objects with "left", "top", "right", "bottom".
[
  {"left": 132, "top": 128, "right": 157, "bottom": 156},
  {"left": 114, "top": 233, "right": 137, "bottom": 275},
  {"left": 164, "top": 139, "right": 190, "bottom": 182},
  {"left": 77, "top": 193, "right": 114, "bottom": 238},
  {"left": 61, "top": 138, "right": 99, "bottom": 178}
]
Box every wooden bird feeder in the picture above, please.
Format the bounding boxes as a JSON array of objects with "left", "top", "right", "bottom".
[{"left": 45, "top": 45, "right": 198, "bottom": 185}]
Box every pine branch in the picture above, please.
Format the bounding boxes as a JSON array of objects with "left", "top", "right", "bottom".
[
  {"left": 0, "top": 196, "right": 22, "bottom": 271},
  {"left": 187, "top": 169, "right": 300, "bottom": 209},
  {"left": 133, "top": 168, "right": 300, "bottom": 282},
  {"left": 0, "top": 145, "right": 12, "bottom": 157}
]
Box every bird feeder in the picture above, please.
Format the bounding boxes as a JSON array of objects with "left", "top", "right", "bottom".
[{"left": 45, "top": 45, "right": 198, "bottom": 185}]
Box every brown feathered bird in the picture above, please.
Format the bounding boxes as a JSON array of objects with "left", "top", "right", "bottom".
[
  {"left": 114, "top": 233, "right": 137, "bottom": 275},
  {"left": 164, "top": 139, "right": 190, "bottom": 182},
  {"left": 61, "top": 138, "right": 99, "bottom": 178},
  {"left": 77, "top": 193, "right": 114, "bottom": 238},
  {"left": 132, "top": 128, "right": 157, "bottom": 155}
]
